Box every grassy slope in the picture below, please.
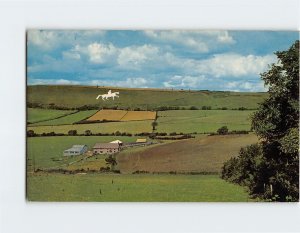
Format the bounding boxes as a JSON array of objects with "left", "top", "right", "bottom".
[
  {"left": 156, "top": 110, "right": 254, "bottom": 133},
  {"left": 27, "top": 120, "right": 153, "bottom": 134},
  {"left": 27, "top": 173, "right": 251, "bottom": 202},
  {"left": 30, "top": 110, "right": 97, "bottom": 126},
  {"left": 27, "top": 108, "right": 76, "bottom": 123},
  {"left": 116, "top": 134, "right": 258, "bottom": 174},
  {"left": 27, "top": 85, "right": 267, "bottom": 110}
]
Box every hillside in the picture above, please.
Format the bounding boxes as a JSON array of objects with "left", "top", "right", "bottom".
[
  {"left": 27, "top": 85, "right": 267, "bottom": 110},
  {"left": 116, "top": 134, "right": 259, "bottom": 174}
]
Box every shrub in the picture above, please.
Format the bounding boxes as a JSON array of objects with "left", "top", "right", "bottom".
[
  {"left": 217, "top": 126, "right": 228, "bottom": 135},
  {"left": 27, "top": 130, "right": 36, "bottom": 137},
  {"left": 221, "top": 144, "right": 265, "bottom": 195},
  {"left": 68, "top": 130, "right": 77, "bottom": 136},
  {"left": 84, "top": 130, "right": 92, "bottom": 136},
  {"left": 202, "top": 106, "right": 212, "bottom": 110}
]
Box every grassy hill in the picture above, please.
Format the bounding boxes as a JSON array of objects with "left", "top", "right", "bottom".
[{"left": 27, "top": 85, "right": 267, "bottom": 110}]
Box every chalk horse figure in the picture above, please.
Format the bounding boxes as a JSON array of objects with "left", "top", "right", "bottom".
[{"left": 96, "top": 90, "right": 120, "bottom": 100}]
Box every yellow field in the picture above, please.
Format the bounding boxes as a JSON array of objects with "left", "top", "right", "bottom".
[
  {"left": 87, "top": 110, "right": 127, "bottom": 121},
  {"left": 120, "top": 111, "right": 156, "bottom": 121},
  {"left": 86, "top": 109, "right": 156, "bottom": 122}
]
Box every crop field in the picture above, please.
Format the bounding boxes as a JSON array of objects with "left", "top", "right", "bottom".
[
  {"left": 120, "top": 110, "right": 156, "bottom": 121},
  {"left": 30, "top": 110, "right": 97, "bottom": 126},
  {"left": 86, "top": 109, "right": 156, "bottom": 122},
  {"left": 116, "top": 134, "right": 258, "bottom": 174},
  {"left": 87, "top": 109, "right": 127, "bottom": 121},
  {"left": 27, "top": 85, "right": 267, "bottom": 110},
  {"left": 26, "top": 136, "right": 139, "bottom": 172},
  {"left": 27, "top": 173, "right": 252, "bottom": 202},
  {"left": 27, "top": 120, "right": 153, "bottom": 134},
  {"left": 156, "top": 110, "right": 254, "bottom": 133},
  {"left": 27, "top": 108, "right": 76, "bottom": 123}
]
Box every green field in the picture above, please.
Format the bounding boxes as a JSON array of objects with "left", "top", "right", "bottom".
[
  {"left": 27, "top": 110, "right": 253, "bottom": 134},
  {"left": 27, "top": 173, "right": 251, "bottom": 202},
  {"left": 27, "top": 136, "right": 139, "bottom": 172},
  {"left": 27, "top": 85, "right": 267, "bottom": 110},
  {"left": 27, "top": 120, "right": 153, "bottom": 134},
  {"left": 27, "top": 108, "right": 76, "bottom": 123},
  {"left": 30, "top": 110, "right": 97, "bottom": 126},
  {"left": 156, "top": 110, "right": 254, "bottom": 133}
]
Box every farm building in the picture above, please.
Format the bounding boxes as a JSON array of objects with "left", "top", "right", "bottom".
[
  {"left": 63, "top": 145, "right": 88, "bottom": 156},
  {"left": 136, "top": 138, "right": 147, "bottom": 143},
  {"left": 93, "top": 143, "right": 121, "bottom": 155},
  {"left": 110, "top": 140, "right": 123, "bottom": 146}
]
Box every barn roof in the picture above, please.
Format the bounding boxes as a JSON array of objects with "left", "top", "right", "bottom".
[
  {"left": 64, "top": 145, "right": 87, "bottom": 152},
  {"left": 93, "top": 143, "right": 120, "bottom": 149},
  {"left": 136, "top": 138, "right": 147, "bottom": 143},
  {"left": 110, "top": 140, "right": 123, "bottom": 144}
]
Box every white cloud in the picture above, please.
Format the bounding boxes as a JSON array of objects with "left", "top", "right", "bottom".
[
  {"left": 224, "top": 81, "right": 268, "bottom": 92},
  {"left": 117, "top": 45, "right": 159, "bottom": 68},
  {"left": 86, "top": 43, "right": 117, "bottom": 63},
  {"left": 144, "top": 30, "right": 235, "bottom": 52},
  {"left": 88, "top": 77, "right": 150, "bottom": 88},
  {"left": 27, "top": 30, "right": 58, "bottom": 50},
  {"left": 163, "top": 75, "right": 206, "bottom": 88},
  {"left": 196, "top": 53, "right": 276, "bottom": 77},
  {"left": 62, "top": 51, "right": 81, "bottom": 60},
  {"left": 28, "top": 78, "right": 81, "bottom": 85},
  {"left": 217, "top": 31, "right": 235, "bottom": 44},
  {"left": 27, "top": 30, "right": 106, "bottom": 50},
  {"left": 66, "top": 43, "right": 160, "bottom": 68}
]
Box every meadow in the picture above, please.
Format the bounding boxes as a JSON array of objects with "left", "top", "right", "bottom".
[
  {"left": 29, "top": 110, "right": 97, "bottom": 126},
  {"left": 27, "top": 120, "right": 153, "bottom": 134},
  {"left": 156, "top": 110, "right": 254, "bottom": 133},
  {"left": 27, "top": 173, "right": 251, "bottom": 202},
  {"left": 86, "top": 109, "right": 156, "bottom": 122},
  {"left": 27, "top": 108, "right": 76, "bottom": 123},
  {"left": 27, "top": 85, "right": 267, "bottom": 110}
]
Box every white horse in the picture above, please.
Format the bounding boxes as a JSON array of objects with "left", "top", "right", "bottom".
[{"left": 96, "top": 90, "right": 120, "bottom": 100}]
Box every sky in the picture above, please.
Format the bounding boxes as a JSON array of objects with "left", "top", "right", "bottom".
[{"left": 27, "top": 30, "right": 299, "bottom": 92}]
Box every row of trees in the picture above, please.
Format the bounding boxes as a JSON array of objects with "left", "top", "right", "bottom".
[{"left": 221, "top": 41, "right": 299, "bottom": 201}]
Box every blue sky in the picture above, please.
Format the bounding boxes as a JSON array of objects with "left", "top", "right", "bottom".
[{"left": 27, "top": 30, "right": 298, "bottom": 92}]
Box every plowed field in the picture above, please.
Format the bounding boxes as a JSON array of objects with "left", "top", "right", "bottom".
[{"left": 86, "top": 109, "right": 156, "bottom": 122}]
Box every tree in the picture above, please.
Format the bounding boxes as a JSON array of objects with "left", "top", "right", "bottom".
[
  {"left": 105, "top": 155, "right": 117, "bottom": 170},
  {"left": 84, "top": 130, "right": 92, "bottom": 136},
  {"left": 68, "top": 130, "right": 77, "bottom": 136},
  {"left": 217, "top": 126, "right": 228, "bottom": 135},
  {"left": 151, "top": 121, "right": 158, "bottom": 131},
  {"left": 251, "top": 40, "right": 299, "bottom": 201},
  {"left": 27, "top": 130, "right": 35, "bottom": 137},
  {"left": 222, "top": 40, "right": 299, "bottom": 201}
]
